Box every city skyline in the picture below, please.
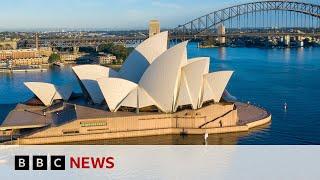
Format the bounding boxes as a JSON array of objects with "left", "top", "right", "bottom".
[{"left": 1, "top": 0, "right": 318, "bottom": 31}]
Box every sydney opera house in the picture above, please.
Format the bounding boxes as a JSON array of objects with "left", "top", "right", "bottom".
[{"left": 0, "top": 31, "right": 271, "bottom": 144}]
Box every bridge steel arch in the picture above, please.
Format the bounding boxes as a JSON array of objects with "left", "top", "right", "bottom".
[{"left": 171, "top": 0, "right": 320, "bottom": 36}]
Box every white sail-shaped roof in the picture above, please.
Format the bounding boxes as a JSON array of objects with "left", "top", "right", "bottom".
[
  {"left": 117, "top": 87, "right": 138, "bottom": 109},
  {"left": 25, "top": 82, "right": 56, "bottom": 106},
  {"left": 202, "top": 71, "right": 234, "bottom": 104},
  {"left": 24, "top": 82, "right": 72, "bottom": 106},
  {"left": 27, "top": 31, "right": 236, "bottom": 113},
  {"left": 116, "top": 86, "right": 156, "bottom": 111},
  {"left": 55, "top": 84, "right": 73, "bottom": 101},
  {"left": 97, "top": 78, "right": 137, "bottom": 112},
  {"left": 176, "top": 73, "right": 192, "bottom": 108},
  {"left": 72, "top": 65, "right": 119, "bottom": 104},
  {"left": 119, "top": 31, "right": 168, "bottom": 83},
  {"left": 137, "top": 87, "right": 156, "bottom": 108},
  {"left": 139, "top": 41, "right": 188, "bottom": 113},
  {"left": 176, "top": 57, "right": 210, "bottom": 109},
  {"left": 201, "top": 79, "right": 214, "bottom": 105}
]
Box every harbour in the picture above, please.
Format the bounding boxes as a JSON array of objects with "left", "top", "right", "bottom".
[
  {"left": 1, "top": 0, "right": 320, "bottom": 145},
  {"left": 1, "top": 45, "right": 319, "bottom": 144},
  {"left": 1, "top": 1, "right": 320, "bottom": 179},
  {"left": 0, "top": 31, "right": 272, "bottom": 144}
]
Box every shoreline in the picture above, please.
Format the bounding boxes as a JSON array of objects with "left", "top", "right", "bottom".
[{"left": 0, "top": 67, "right": 48, "bottom": 73}]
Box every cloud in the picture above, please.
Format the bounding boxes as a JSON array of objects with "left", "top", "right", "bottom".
[{"left": 151, "top": 0, "right": 182, "bottom": 9}]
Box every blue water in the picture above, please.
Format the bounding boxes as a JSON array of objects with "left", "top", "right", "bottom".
[
  {"left": 188, "top": 45, "right": 320, "bottom": 144},
  {"left": 1, "top": 44, "right": 320, "bottom": 144}
]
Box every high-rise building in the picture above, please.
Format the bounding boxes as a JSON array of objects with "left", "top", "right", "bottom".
[{"left": 149, "top": 20, "right": 160, "bottom": 37}]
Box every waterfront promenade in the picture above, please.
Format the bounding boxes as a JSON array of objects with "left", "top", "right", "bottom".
[{"left": 0, "top": 101, "right": 270, "bottom": 145}]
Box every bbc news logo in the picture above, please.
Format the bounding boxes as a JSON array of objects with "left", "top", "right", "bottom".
[
  {"left": 15, "top": 156, "right": 65, "bottom": 170},
  {"left": 15, "top": 155, "right": 115, "bottom": 170}
]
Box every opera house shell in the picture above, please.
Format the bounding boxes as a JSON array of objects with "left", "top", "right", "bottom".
[
  {"left": 24, "top": 82, "right": 72, "bottom": 106},
  {"left": 25, "top": 31, "right": 233, "bottom": 113},
  {"left": 72, "top": 31, "right": 233, "bottom": 113}
]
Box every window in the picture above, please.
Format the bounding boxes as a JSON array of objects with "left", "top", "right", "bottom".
[{"left": 80, "top": 122, "right": 107, "bottom": 127}]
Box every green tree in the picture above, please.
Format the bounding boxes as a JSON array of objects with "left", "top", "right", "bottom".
[
  {"left": 98, "top": 43, "right": 132, "bottom": 61},
  {"left": 110, "top": 44, "right": 129, "bottom": 61},
  {"left": 48, "top": 53, "right": 61, "bottom": 63},
  {"left": 98, "top": 43, "right": 114, "bottom": 53}
]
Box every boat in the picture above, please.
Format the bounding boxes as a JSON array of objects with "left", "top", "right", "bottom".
[{"left": 53, "top": 62, "right": 64, "bottom": 67}]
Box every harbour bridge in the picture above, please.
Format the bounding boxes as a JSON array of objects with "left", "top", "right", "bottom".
[
  {"left": 171, "top": 0, "right": 320, "bottom": 37},
  {"left": 21, "top": 0, "right": 320, "bottom": 48}
]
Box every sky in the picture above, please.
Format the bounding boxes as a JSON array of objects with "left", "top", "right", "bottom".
[{"left": 0, "top": 0, "right": 318, "bottom": 31}]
